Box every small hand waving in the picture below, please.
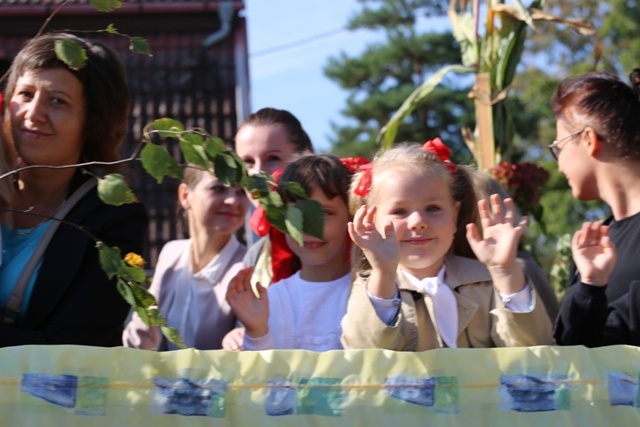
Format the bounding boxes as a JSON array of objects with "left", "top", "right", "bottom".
[
  {"left": 348, "top": 205, "right": 399, "bottom": 274},
  {"left": 225, "top": 267, "right": 269, "bottom": 338},
  {"left": 572, "top": 221, "right": 616, "bottom": 286},
  {"left": 466, "top": 195, "right": 527, "bottom": 270}
]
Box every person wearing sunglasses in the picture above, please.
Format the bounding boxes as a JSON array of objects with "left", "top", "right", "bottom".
[{"left": 553, "top": 69, "right": 640, "bottom": 344}]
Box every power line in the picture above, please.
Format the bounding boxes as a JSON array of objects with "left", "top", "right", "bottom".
[{"left": 250, "top": 27, "right": 346, "bottom": 58}]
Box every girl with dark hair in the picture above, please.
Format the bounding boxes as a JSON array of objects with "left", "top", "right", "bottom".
[
  {"left": 0, "top": 33, "right": 147, "bottom": 347},
  {"left": 222, "top": 107, "right": 315, "bottom": 350},
  {"left": 226, "top": 154, "right": 355, "bottom": 351}
]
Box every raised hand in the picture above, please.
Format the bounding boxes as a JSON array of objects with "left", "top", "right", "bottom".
[
  {"left": 467, "top": 195, "right": 527, "bottom": 269},
  {"left": 348, "top": 205, "right": 399, "bottom": 274},
  {"left": 348, "top": 205, "right": 399, "bottom": 298},
  {"left": 225, "top": 267, "right": 269, "bottom": 338},
  {"left": 466, "top": 195, "right": 528, "bottom": 294},
  {"left": 572, "top": 221, "right": 616, "bottom": 286}
]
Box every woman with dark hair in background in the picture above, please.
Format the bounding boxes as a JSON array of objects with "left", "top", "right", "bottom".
[
  {"left": 552, "top": 69, "right": 640, "bottom": 344},
  {"left": 222, "top": 107, "right": 315, "bottom": 350},
  {"left": 0, "top": 33, "right": 147, "bottom": 347}
]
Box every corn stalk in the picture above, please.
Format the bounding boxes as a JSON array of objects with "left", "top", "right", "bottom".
[{"left": 377, "top": 0, "right": 596, "bottom": 170}]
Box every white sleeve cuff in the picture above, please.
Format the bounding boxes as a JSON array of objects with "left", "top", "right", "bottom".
[{"left": 499, "top": 282, "right": 533, "bottom": 312}]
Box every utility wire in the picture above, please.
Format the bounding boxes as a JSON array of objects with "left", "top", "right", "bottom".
[{"left": 250, "top": 27, "right": 346, "bottom": 58}]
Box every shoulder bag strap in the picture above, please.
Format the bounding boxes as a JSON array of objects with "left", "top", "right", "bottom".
[{"left": 3, "top": 178, "right": 97, "bottom": 325}]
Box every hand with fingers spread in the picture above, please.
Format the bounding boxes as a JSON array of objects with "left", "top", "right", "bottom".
[
  {"left": 466, "top": 195, "right": 528, "bottom": 294},
  {"left": 572, "top": 221, "right": 616, "bottom": 287},
  {"left": 348, "top": 205, "right": 399, "bottom": 298},
  {"left": 225, "top": 267, "right": 269, "bottom": 339}
]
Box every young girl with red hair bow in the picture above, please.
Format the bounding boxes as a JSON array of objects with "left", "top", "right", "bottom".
[{"left": 342, "top": 141, "right": 553, "bottom": 350}]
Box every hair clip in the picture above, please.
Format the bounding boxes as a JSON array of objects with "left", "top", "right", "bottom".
[{"left": 422, "top": 137, "right": 458, "bottom": 173}]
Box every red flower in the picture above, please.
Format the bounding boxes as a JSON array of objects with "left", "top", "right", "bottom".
[{"left": 490, "top": 161, "right": 550, "bottom": 212}]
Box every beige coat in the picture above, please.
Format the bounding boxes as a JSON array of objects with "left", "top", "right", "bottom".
[{"left": 341, "top": 255, "right": 553, "bottom": 351}]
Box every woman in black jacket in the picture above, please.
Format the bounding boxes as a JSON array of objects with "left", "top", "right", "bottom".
[{"left": 0, "top": 33, "right": 147, "bottom": 347}]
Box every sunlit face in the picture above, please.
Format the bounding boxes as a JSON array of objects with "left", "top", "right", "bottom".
[
  {"left": 10, "top": 68, "right": 86, "bottom": 166},
  {"left": 235, "top": 124, "right": 298, "bottom": 176},
  {"left": 285, "top": 186, "right": 350, "bottom": 282},
  {"left": 180, "top": 172, "right": 249, "bottom": 237},
  {"left": 554, "top": 118, "right": 598, "bottom": 201},
  {"left": 372, "top": 168, "right": 459, "bottom": 279}
]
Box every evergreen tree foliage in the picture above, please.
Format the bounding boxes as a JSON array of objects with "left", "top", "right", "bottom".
[{"left": 323, "top": 0, "right": 474, "bottom": 160}]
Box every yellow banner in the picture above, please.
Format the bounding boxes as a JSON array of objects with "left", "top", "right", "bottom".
[{"left": 3, "top": 345, "right": 640, "bottom": 425}]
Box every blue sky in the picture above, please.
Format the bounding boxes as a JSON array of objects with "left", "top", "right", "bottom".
[{"left": 244, "top": 0, "right": 383, "bottom": 152}]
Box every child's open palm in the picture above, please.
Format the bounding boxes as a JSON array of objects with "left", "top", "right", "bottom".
[
  {"left": 572, "top": 222, "right": 616, "bottom": 286},
  {"left": 348, "top": 205, "right": 399, "bottom": 274},
  {"left": 226, "top": 267, "right": 269, "bottom": 338},
  {"left": 466, "top": 195, "right": 527, "bottom": 270}
]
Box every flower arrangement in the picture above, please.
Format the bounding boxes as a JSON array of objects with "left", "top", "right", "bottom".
[{"left": 489, "top": 161, "right": 550, "bottom": 227}]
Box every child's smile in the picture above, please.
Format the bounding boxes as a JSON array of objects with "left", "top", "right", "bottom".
[{"left": 372, "top": 168, "right": 459, "bottom": 279}]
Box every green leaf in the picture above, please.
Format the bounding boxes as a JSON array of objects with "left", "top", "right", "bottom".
[
  {"left": 448, "top": 9, "right": 478, "bottom": 67},
  {"left": 285, "top": 205, "right": 304, "bottom": 246},
  {"left": 134, "top": 306, "right": 150, "bottom": 325},
  {"left": 203, "top": 136, "right": 226, "bottom": 158},
  {"left": 213, "top": 154, "right": 240, "bottom": 186},
  {"left": 146, "top": 307, "right": 167, "bottom": 327},
  {"left": 96, "top": 242, "right": 122, "bottom": 279},
  {"left": 179, "top": 134, "right": 209, "bottom": 170},
  {"left": 267, "top": 190, "right": 283, "bottom": 208},
  {"left": 281, "top": 181, "right": 307, "bottom": 199},
  {"left": 130, "top": 283, "right": 156, "bottom": 307},
  {"left": 130, "top": 37, "right": 152, "bottom": 56},
  {"left": 377, "top": 64, "right": 473, "bottom": 149},
  {"left": 54, "top": 39, "right": 88, "bottom": 70},
  {"left": 511, "top": 0, "right": 535, "bottom": 29},
  {"left": 117, "top": 280, "right": 136, "bottom": 307},
  {"left": 151, "top": 118, "right": 184, "bottom": 138},
  {"left": 140, "top": 143, "right": 183, "bottom": 183},
  {"left": 246, "top": 174, "right": 270, "bottom": 200},
  {"left": 161, "top": 326, "right": 186, "bottom": 348},
  {"left": 104, "top": 23, "right": 118, "bottom": 34},
  {"left": 264, "top": 203, "right": 286, "bottom": 232},
  {"left": 88, "top": 0, "right": 122, "bottom": 13},
  {"left": 97, "top": 173, "right": 137, "bottom": 206},
  {"left": 119, "top": 265, "right": 147, "bottom": 284},
  {"left": 297, "top": 198, "right": 324, "bottom": 240}
]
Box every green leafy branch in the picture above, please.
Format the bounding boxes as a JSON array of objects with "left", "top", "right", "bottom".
[
  {"left": 134, "top": 118, "right": 325, "bottom": 246},
  {"left": 97, "top": 244, "right": 185, "bottom": 348}
]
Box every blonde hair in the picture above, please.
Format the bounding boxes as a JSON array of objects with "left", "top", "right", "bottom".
[{"left": 349, "top": 142, "right": 480, "bottom": 270}]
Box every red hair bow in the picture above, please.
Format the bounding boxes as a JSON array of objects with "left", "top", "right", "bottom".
[
  {"left": 340, "top": 156, "right": 370, "bottom": 174},
  {"left": 353, "top": 163, "right": 373, "bottom": 198},
  {"left": 422, "top": 137, "right": 458, "bottom": 173}
]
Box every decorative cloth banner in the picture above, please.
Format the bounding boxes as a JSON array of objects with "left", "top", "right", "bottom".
[{"left": 3, "top": 344, "right": 640, "bottom": 425}]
